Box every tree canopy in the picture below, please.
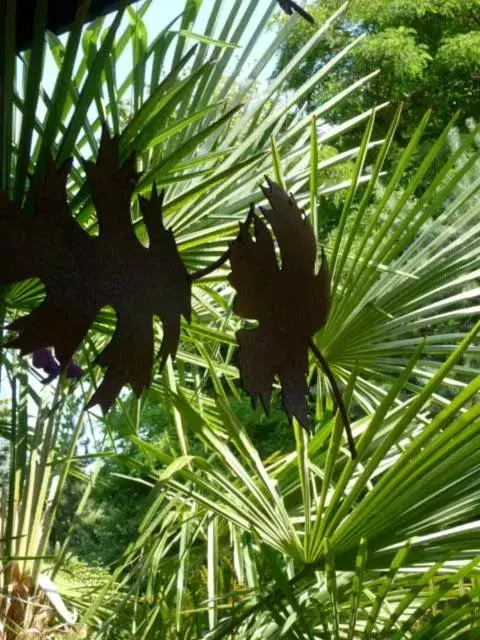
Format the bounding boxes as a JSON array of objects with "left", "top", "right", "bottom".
[{"left": 274, "top": 0, "right": 480, "bottom": 140}]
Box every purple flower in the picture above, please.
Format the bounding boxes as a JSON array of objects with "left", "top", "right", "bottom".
[
  {"left": 66, "top": 362, "right": 85, "bottom": 379},
  {"left": 32, "top": 348, "right": 60, "bottom": 377},
  {"left": 32, "top": 348, "right": 84, "bottom": 383}
]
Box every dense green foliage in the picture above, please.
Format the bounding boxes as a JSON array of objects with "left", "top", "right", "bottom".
[
  {"left": 274, "top": 0, "right": 480, "bottom": 141},
  {"left": 1, "top": 1, "right": 480, "bottom": 638}
]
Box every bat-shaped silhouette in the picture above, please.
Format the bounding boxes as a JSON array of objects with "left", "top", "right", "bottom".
[{"left": 277, "top": 0, "right": 315, "bottom": 23}]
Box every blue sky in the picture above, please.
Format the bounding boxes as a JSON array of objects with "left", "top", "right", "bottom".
[
  {"left": 38, "top": 0, "right": 281, "bottom": 120},
  {"left": 141, "top": 0, "right": 275, "bottom": 56},
  {"left": 121, "top": 0, "right": 278, "bottom": 82}
]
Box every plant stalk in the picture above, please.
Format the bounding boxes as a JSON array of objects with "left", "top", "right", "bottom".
[
  {"left": 308, "top": 338, "right": 356, "bottom": 458},
  {"left": 190, "top": 248, "right": 231, "bottom": 281}
]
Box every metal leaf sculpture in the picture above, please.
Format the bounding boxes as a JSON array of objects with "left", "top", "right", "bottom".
[
  {"left": 229, "top": 178, "right": 330, "bottom": 431},
  {"left": 277, "top": 0, "right": 315, "bottom": 24},
  {"left": 0, "top": 129, "right": 191, "bottom": 412}
]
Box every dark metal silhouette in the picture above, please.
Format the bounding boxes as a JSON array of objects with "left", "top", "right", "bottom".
[
  {"left": 229, "top": 179, "right": 330, "bottom": 430},
  {"left": 277, "top": 0, "right": 315, "bottom": 24},
  {"left": 0, "top": 129, "right": 191, "bottom": 412}
]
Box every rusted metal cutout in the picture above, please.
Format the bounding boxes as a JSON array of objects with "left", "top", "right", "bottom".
[{"left": 0, "top": 129, "right": 191, "bottom": 412}]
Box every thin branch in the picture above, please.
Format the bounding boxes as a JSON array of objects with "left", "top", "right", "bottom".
[
  {"left": 277, "top": 0, "right": 315, "bottom": 24},
  {"left": 308, "top": 338, "right": 357, "bottom": 459},
  {"left": 189, "top": 248, "right": 231, "bottom": 281}
]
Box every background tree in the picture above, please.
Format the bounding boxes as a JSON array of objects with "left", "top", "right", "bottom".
[{"left": 273, "top": 0, "right": 480, "bottom": 143}]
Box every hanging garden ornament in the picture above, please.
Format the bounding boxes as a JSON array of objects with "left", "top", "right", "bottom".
[
  {"left": 0, "top": 128, "right": 191, "bottom": 412},
  {"left": 277, "top": 0, "right": 315, "bottom": 24},
  {"left": 228, "top": 178, "right": 330, "bottom": 431}
]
